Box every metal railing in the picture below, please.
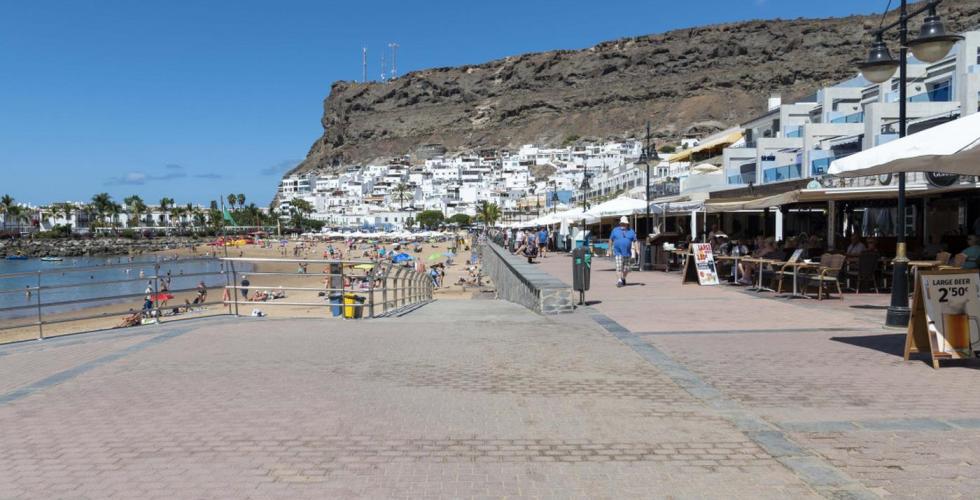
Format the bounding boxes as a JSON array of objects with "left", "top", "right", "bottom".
[
  {"left": 218, "top": 257, "right": 434, "bottom": 319},
  {"left": 0, "top": 256, "right": 434, "bottom": 344}
]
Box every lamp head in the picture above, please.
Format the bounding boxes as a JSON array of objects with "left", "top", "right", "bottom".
[
  {"left": 857, "top": 35, "right": 899, "bottom": 84},
  {"left": 909, "top": 14, "right": 963, "bottom": 63}
]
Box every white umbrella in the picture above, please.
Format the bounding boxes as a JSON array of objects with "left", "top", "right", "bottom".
[{"left": 828, "top": 113, "right": 980, "bottom": 178}]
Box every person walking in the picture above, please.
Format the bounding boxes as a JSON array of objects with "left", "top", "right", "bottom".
[
  {"left": 240, "top": 275, "right": 250, "bottom": 299},
  {"left": 609, "top": 216, "right": 638, "bottom": 288},
  {"left": 537, "top": 227, "right": 549, "bottom": 258}
]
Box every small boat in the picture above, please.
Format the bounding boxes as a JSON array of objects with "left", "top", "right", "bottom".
[
  {"left": 5, "top": 255, "right": 28, "bottom": 260},
  {"left": 41, "top": 256, "right": 63, "bottom": 262}
]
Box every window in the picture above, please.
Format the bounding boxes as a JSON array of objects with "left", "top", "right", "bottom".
[{"left": 976, "top": 47, "right": 980, "bottom": 65}]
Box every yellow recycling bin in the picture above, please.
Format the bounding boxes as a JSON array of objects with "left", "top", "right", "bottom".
[{"left": 343, "top": 293, "right": 365, "bottom": 319}]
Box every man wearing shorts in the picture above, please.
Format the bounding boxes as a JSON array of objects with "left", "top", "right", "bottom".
[{"left": 609, "top": 216, "right": 637, "bottom": 288}]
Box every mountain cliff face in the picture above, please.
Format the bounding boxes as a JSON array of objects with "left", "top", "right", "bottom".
[{"left": 293, "top": 2, "right": 980, "bottom": 175}]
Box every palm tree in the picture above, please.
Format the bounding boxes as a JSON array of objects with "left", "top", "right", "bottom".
[
  {"left": 158, "top": 197, "right": 174, "bottom": 226},
  {"left": 476, "top": 201, "right": 501, "bottom": 227},
  {"left": 227, "top": 194, "right": 237, "bottom": 210},
  {"left": 170, "top": 206, "right": 186, "bottom": 228},
  {"left": 393, "top": 183, "right": 411, "bottom": 210},
  {"left": 107, "top": 202, "right": 122, "bottom": 231},
  {"left": 237, "top": 193, "right": 246, "bottom": 208},
  {"left": 124, "top": 195, "right": 145, "bottom": 228},
  {"left": 289, "top": 199, "right": 314, "bottom": 228},
  {"left": 0, "top": 194, "right": 14, "bottom": 231},
  {"left": 192, "top": 208, "right": 206, "bottom": 228},
  {"left": 91, "top": 193, "right": 113, "bottom": 229}
]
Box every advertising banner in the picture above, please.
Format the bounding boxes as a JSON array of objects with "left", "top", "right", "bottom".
[{"left": 692, "top": 243, "right": 720, "bottom": 286}]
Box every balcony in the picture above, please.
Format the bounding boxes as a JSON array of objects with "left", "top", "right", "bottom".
[
  {"left": 763, "top": 164, "right": 803, "bottom": 183},
  {"left": 727, "top": 173, "right": 756, "bottom": 185},
  {"left": 811, "top": 157, "right": 832, "bottom": 176},
  {"left": 909, "top": 86, "right": 952, "bottom": 103},
  {"left": 830, "top": 111, "right": 865, "bottom": 124}
]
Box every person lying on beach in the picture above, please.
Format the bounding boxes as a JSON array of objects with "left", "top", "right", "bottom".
[
  {"left": 116, "top": 311, "right": 143, "bottom": 328},
  {"left": 248, "top": 290, "right": 270, "bottom": 302}
]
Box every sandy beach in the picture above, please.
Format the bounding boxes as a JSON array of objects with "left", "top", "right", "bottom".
[{"left": 0, "top": 233, "right": 483, "bottom": 345}]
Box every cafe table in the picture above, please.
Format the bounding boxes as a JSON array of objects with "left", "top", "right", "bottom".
[
  {"left": 739, "top": 257, "right": 779, "bottom": 293},
  {"left": 907, "top": 260, "right": 943, "bottom": 290},
  {"left": 776, "top": 260, "right": 817, "bottom": 299},
  {"left": 715, "top": 254, "right": 743, "bottom": 284}
]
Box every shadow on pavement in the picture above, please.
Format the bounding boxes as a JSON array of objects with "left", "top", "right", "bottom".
[{"left": 831, "top": 333, "right": 906, "bottom": 357}]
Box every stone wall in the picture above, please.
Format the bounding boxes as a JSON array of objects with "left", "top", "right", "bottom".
[{"left": 480, "top": 241, "right": 574, "bottom": 315}]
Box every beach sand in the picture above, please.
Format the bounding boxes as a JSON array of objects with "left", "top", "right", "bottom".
[{"left": 0, "top": 234, "right": 483, "bottom": 345}]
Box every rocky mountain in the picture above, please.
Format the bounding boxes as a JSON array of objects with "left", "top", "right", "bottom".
[{"left": 292, "top": 2, "right": 980, "bottom": 176}]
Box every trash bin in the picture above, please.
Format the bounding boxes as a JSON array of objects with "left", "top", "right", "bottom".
[
  {"left": 329, "top": 293, "right": 344, "bottom": 317},
  {"left": 343, "top": 293, "right": 366, "bottom": 319},
  {"left": 572, "top": 247, "right": 591, "bottom": 292}
]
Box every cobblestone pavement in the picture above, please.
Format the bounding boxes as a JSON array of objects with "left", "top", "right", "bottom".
[
  {"left": 1, "top": 301, "right": 821, "bottom": 499},
  {"left": 536, "top": 254, "right": 980, "bottom": 498}
]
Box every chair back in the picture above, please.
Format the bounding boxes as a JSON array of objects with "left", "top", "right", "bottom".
[
  {"left": 827, "top": 254, "right": 846, "bottom": 271},
  {"left": 937, "top": 251, "right": 951, "bottom": 265},
  {"left": 953, "top": 253, "right": 968, "bottom": 268},
  {"left": 818, "top": 253, "right": 834, "bottom": 268},
  {"left": 857, "top": 252, "right": 880, "bottom": 277}
]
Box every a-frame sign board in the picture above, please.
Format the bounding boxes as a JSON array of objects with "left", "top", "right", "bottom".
[
  {"left": 906, "top": 269, "right": 980, "bottom": 369},
  {"left": 681, "top": 252, "right": 699, "bottom": 284}
]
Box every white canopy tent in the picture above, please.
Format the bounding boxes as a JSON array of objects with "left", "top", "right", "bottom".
[
  {"left": 585, "top": 196, "right": 649, "bottom": 218},
  {"left": 828, "top": 113, "right": 980, "bottom": 178}
]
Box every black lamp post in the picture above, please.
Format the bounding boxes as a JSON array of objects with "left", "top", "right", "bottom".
[
  {"left": 635, "top": 122, "right": 662, "bottom": 239},
  {"left": 856, "top": 0, "right": 962, "bottom": 327}
]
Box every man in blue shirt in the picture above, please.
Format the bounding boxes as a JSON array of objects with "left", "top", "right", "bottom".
[
  {"left": 537, "top": 227, "right": 549, "bottom": 258},
  {"left": 609, "top": 216, "right": 638, "bottom": 287}
]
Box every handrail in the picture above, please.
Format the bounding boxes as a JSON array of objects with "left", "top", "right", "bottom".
[{"left": 0, "top": 255, "right": 435, "bottom": 344}]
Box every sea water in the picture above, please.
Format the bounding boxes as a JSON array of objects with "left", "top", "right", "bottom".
[{"left": 0, "top": 256, "right": 239, "bottom": 320}]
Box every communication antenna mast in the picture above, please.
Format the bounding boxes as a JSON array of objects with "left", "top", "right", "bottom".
[
  {"left": 388, "top": 42, "right": 399, "bottom": 79},
  {"left": 362, "top": 47, "right": 368, "bottom": 83},
  {"left": 380, "top": 51, "right": 387, "bottom": 82}
]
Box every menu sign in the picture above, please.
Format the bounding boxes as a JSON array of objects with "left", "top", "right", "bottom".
[
  {"left": 692, "top": 243, "right": 720, "bottom": 286},
  {"left": 907, "top": 270, "right": 980, "bottom": 368}
]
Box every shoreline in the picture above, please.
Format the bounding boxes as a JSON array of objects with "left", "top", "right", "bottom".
[{"left": 0, "top": 235, "right": 482, "bottom": 345}]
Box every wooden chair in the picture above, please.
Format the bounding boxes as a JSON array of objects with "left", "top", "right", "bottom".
[
  {"left": 936, "top": 251, "right": 952, "bottom": 265},
  {"left": 807, "top": 254, "right": 846, "bottom": 300},
  {"left": 845, "top": 251, "right": 880, "bottom": 293},
  {"left": 952, "top": 253, "right": 968, "bottom": 268}
]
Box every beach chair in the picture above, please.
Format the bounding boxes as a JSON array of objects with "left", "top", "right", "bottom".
[{"left": 806, "top": 254, "right": 846, "bottom": 300}]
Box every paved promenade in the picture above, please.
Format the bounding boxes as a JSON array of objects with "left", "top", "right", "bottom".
[{"left": 2, "top": 255, "right": 980, "bottom": 498}]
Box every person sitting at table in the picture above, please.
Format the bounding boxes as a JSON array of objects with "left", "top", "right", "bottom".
[
  {"left": 865, "top": 238, "right": 879, "bottom": 254},
  {"left": 845, "top": 233, "right": 866, "bottom": 257},
  {"left": 962, "top": 235, "right": 980, "bottom": 269},
  {"left": 739, "top": 237, "right": 780, "bottom": 285}
]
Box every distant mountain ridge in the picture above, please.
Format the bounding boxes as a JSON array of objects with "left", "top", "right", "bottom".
[{"left": 290, "top": 2, "right": 980, "bottom": 177}]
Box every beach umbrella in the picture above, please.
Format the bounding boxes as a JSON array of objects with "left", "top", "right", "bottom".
[
  {"left": 427, "top": 254, "right": 443, "bottom": 261},
  {"left": 392, "top": 253, "right": 413, "bottom": 263},
  {"left": 353, "top": 263, "right": 375, "bottom": 270}
]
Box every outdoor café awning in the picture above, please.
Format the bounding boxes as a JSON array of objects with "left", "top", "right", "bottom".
[
  {"left": 828, "top": 112, "right": 980, "bottom": 178},
  {"left": 704, "top": 190, "right": 801, "bottom": 213},
  {"left": 586, "top": 196, "right": 649, "bottom": 218},
  {"left": 668, "top": 131, "right": 744, "bottom": 163}
]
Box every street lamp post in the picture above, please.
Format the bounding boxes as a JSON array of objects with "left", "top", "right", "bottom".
[
  {"left": 856, "top": 0, "right": 962, "bottom": 327},
  {"left": 635, "top": 122, "right": 661, "bottom": 271}
]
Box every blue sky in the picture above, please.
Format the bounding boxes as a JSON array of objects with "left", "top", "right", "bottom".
[{"left": 0, "top": 0, "right": 889, "bottom": 207}]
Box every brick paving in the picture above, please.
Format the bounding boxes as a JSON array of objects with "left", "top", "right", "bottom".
[
  {"left": 535, "top": 253, "right": 980, "bottom": 498},
  {"left": 0, "top": 300, "right": 817, "bottom": 499}
]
